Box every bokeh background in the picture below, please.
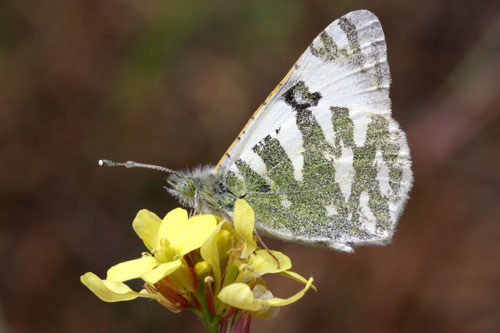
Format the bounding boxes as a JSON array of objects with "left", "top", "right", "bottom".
[{"left": 1, "top": 0, "right": 499, "bottom": 332}]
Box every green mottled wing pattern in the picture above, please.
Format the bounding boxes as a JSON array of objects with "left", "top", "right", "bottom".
[{"left": 218, "top": 10, "right": 412, "bottom": 252}]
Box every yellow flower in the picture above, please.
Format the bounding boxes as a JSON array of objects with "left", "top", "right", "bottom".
[
  {"left": 81, "top": 199, "right": 315, "bottom": 331},
  {"left": 199, "top": 199, "right": 315, "bottom": 324},
  {"left": 81, "top": 207, "right": 217, "bottom": 306},
  {"left": 123, "top": 208, "right": 217, "bottom": 285}
]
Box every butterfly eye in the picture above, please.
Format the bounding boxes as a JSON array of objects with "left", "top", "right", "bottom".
[{"left": 176, "top": 179, "right": 196, "bottom": 197}]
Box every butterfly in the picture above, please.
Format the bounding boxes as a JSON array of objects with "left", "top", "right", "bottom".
[{"left": 101, "top": 10, "right": 413, "bottom": 252}]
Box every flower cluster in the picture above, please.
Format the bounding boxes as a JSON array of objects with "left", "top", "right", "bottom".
[{"left": 81, "top": 199, "right": 314, "bottom": 332}]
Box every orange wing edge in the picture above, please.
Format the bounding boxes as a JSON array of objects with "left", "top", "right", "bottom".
[{"left": 215, "top": 58, "right": 300, "bottom": 171}]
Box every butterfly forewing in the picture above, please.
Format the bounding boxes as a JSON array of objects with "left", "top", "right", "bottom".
[{"left": 218, "top": 10, "right": 412, "bottom": 252}]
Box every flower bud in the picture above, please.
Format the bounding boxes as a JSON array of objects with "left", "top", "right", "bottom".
[{"left": 194, "top": 261, "right": 212, "bottom": 281}]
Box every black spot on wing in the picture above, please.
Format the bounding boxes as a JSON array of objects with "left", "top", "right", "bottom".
[{"left": 283, "top": 81, "right": 322, "bottom": 111}]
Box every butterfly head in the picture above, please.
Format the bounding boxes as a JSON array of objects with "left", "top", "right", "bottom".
[
  {"left": 165, "top": 166, "right": 219, "bottom": 213},
  {"left": 167, "top": 175, "right": 195, "bottom": 198},
  {"left": 165, "top": 173, "right": 194, "bottom": 207}
]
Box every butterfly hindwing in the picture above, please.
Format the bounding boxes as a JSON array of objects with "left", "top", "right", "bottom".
[{"left": 217, "top": 10, "right": 412, "bottom": 252}]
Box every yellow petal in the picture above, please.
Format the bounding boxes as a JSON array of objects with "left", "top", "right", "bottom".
[
  {"left": 81, "top": 272, "right": 140, "bottom": 302},
  {"left": 170, "top": 214, "right": 218, "bottom": 256},
  {"left": 218, "top": 283, "right": 262, "bottom": 311},
  {"left": 280, "top": 270, "right": 317, "bottom": 292},
  {"left": 106, "top": 256, "right": 159, "bottom": 282},
  {"left": 141, "top": 260, "right": 182, "bottom": 284},
  {"left": 159, "top": 208, "right": 188, "bottom": 244},
  {"left": 216, "top": 229, "right": 232, "bottom": 263},
  {"left": 133, "top": 209, "right": 162, "bottom": 251},
  {"left": 259, "top": 277, "right": 314, "bottom": 307},
  {"left": 233, "top": 199, "right": 257, "bottom": 258},
  {"left": 251, "top": 250, "right": 292, "bottom": 275},
  {"left": 200, "top": 223, "right": 223, "bottom": 290}
]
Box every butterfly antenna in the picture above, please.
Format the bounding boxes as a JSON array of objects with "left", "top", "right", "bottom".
[{"left": 98, "top": 159, "right": 179, "bottom": 175}]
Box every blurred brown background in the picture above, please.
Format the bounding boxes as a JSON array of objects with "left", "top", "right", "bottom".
[{"left": 1, "top": 0, "right": 499, "bottom": 332}]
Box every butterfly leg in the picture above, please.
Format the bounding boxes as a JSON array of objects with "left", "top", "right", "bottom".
[{"left": 254, "top": 231, "right": 280, "bottom": 269}]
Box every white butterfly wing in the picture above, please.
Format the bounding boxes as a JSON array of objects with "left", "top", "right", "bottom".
[{"left": 218, "top": 10, "right": 412, "bottom": 251}]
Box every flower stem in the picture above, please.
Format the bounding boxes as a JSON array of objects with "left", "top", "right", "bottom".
[{"left": 195, "top": 285, "right": 220, "bottom": 333}]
